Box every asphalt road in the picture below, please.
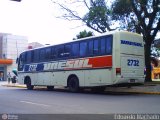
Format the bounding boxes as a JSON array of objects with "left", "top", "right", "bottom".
[{"left": 0, "top": 86, "right": 160, "bottom": 115}]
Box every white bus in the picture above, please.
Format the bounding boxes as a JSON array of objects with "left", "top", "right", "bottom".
[{"left": 17, "top": 31, "right": 145, "bottom": 92}]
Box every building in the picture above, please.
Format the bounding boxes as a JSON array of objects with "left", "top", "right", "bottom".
[
  {"left": 0, "top": 33, "right": 28, "bottom": 81},
  {"left": 28, "top": 42, "right": 44, "bottom": 49}
]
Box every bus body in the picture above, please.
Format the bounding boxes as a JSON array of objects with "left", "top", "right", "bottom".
[{"left": 17, "top": 31, "right": 145, "bottom": 92}]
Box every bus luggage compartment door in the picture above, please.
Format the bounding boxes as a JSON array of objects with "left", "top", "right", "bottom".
[{"left": 121, "top": 55, "right": 144, "bottom": 79}]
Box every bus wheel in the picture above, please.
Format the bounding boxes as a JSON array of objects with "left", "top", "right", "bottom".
[
  {"left": 68, "top": 76, "right": 79, "bottom": 92},
  {"left": 47, "top": 86, "right": 54, "bottom": 91},
  {"left": 26, "top": 79, "right": 34, "bottom": 90}
]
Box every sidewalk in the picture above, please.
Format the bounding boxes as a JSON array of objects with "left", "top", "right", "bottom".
[
  {"left": 105, "top": 82, "right": 160, "bottom": 95},
  {"left": 0, "top": 81, "right": 26, "bottom": 88},
  {"left": 0, "top": 81, "right": 160, "bottom": 95}
]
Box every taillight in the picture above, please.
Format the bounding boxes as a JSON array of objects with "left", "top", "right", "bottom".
[{"left": 116, "top": 68, "right": 121, "bottom": 75}]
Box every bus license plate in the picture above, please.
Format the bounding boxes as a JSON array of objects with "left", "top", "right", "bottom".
[{"left": 130, "top": 79, "right": 135, "bottom": 83}]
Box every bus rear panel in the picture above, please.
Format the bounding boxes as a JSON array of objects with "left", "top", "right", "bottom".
[{"left": 113, "top": 32, "right": 145, "bottom": 86}]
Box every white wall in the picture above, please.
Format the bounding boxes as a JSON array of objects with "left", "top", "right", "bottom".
[{"left": 2, "top": 34, "right": 28, "bottom": 73}]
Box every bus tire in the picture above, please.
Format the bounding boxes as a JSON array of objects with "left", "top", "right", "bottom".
[
  {"left": 26, "top": 78, "right": 34, "bottom": 90},
  {"left": 68, "top": 76, "right": 79, "bottom": 92},
  {"left": 47, "top": 86, "right": 54, "bottom": 91}
]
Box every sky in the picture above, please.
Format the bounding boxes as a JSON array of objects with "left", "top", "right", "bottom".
[
  {"left": 0, "top": 0, "right": 90, "bottom": 45},
  {"left": 0, "top": 0, "right": 159, "bottom": 45}
]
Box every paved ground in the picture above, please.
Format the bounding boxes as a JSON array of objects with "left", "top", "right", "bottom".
[
  {"left": 0, "top": 85, "right": 160, "bottom": 114},
  {"left": 0, "top": 81, "right": 160, "bottom": 94}
]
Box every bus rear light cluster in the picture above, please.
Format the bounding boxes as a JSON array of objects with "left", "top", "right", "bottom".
[{"left": 116, "top": 68, "right": 121, "bottom": 75}]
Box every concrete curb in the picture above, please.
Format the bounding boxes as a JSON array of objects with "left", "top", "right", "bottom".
[
  {"left": 105, "top": 91, "right": 160, "bottom": 95},
  {"left": 138, "top": 92, "right": 160, "bottom": 95},
  {"left": 2, "top": 84, "right": 160, "bottom": 95},
  {"left": 2, "top": 84, "right": 26, "bottom": 88}
]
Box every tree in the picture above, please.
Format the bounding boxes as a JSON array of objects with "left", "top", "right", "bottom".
[
  {"left": 74, "top": 30, "right": 94, "bottom": 39},
  {"left": 52, "top": 0, "right": 115, "bottom": 33}
]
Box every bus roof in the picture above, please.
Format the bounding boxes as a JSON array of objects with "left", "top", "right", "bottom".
[{"left": 21, "top": 31, "right": 141, "bottom": 54}]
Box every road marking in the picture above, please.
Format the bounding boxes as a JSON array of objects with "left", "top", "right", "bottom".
[{"left": 20, "top": 100, "right": 50, "bottom": 107}]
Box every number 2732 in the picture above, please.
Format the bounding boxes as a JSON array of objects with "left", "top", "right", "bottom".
[{"left": 127, "top": 59, "right": 139, "bottom": 66}]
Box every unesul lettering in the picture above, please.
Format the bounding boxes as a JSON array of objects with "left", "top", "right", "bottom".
[{"left": 43, "top": 58, "right": 92, "bottom": 70}]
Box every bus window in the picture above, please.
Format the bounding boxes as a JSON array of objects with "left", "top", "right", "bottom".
[
  {"left": 80, "top": 41, "right": 87, "bottom": 57},
  {"left": 51, "top": 47, "right": 56, "bottom": 59},
  {"left": 23, "top": 52, "right": 27, "bottom": 63},
  {"left": 33, "top": 50, "right": 39, "bottom": 62},
  {"left": 31, "top": 51, "right": 34, "bottom": 62},
  {"left": 72, "top": 43, "right": 79, "bottom": 57},
  {"left": 106, "top": 36, "right": 112, "bottom": 55},
  {"left": 19, "top": 53, "right": 24, "bottom": 64},
  {"left": 39, "top": 49, "right": 45, "bottom": 61},
  {"left": 93, "top": 39, "right": 99, "bottom": 55},
  {"left": 64, "top": 44, "right": 71, "bottom": 58},
  {"left": 20, "top": 52, "right": 26, "bottom": 64},
  {"left": 45, "top": 47, "right": 51, "bottom": 60},
  {"left": 100, "top": 38, "right": 106, "bottom": 55},
  {"left": 26, "top": 51, "right": 32, "bottom": 63},
  {"left": 88, "top": 40, "right": 93, "bottom": 56},
  {"left": 56, "top": 45, "right": 64, "bottom": 59}
]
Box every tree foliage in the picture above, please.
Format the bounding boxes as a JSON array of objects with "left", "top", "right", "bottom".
[
  {"left": 83, "top": 0, "right": 114, "bottom": 33},
  {"left": 74, "top": 30, "right": 94, "bottom": 39},
  {"left": 52, "top": 0, "right": 115, "bottom": 33}
]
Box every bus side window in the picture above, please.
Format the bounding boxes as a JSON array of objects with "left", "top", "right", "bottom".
[
  {"left": 100, "top": 38, "right": 106, "bottom": 55},
  {"left": 33, "top": 50, "right": 39, "bottom": 62},
  {"left": 26, "top": 51, "right": 32, "bottom": 63},
  {"left": 88, "top": 40, "right": 93, "bottom": 56},
  {"left": 72, "top": 43, "right": 79, "bottom": 58},
  {"left": 93, "top": 39, "right": 99, "bottom": 55},
  {"left": 106, "top": 36, "right": 112, "bottom": 55},
  {"left": 23, "top": 52, "right": 27, "bottom": 63},
  {"left": 31, "top": 51, "right": 34, "bottom": 62},
  {"left": 64, "top": 44, "right": 71, "bottom": 58},
  {"left": 56, "top": 45, "right": 64, "bottom": 59},
  {"left": 20, "top": 53, "right": 25, "bottom": 64},
  {"left": 51, "top": 47, "right": 56, "bottom": 60},
  {"left": 80, "top": 41, "right": 87, "bottom": 57},
  {"left": 45, "top": 47, "right": 51, "bottom": 60},
  {"left": 39, "top": 49, "right": 46, "bottom": 61}
]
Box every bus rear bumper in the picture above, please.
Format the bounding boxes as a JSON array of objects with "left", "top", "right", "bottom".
[{"left": 112, "top": 77, "right": 145, "bottom": 87}]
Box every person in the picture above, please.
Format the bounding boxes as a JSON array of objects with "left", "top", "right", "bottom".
[
  {"left": 0, "top": 72, "right": 4, "bottom": 81},
  {"left": 7, "top": 72, "right": 12, "bottom": 84},
  {"left": 12, "top": 76, "right": 17, "bottom": 84}
]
